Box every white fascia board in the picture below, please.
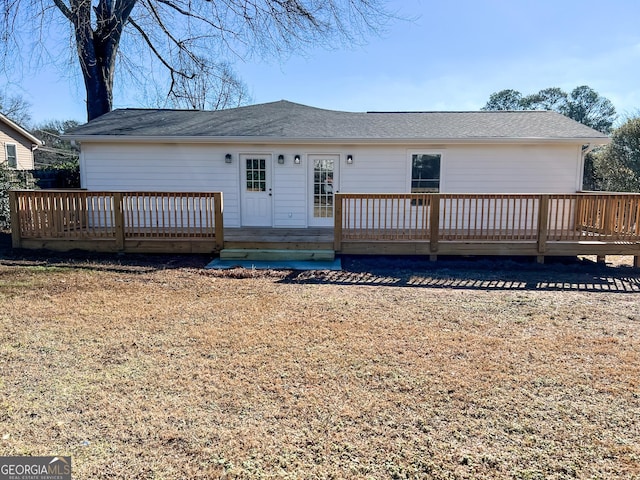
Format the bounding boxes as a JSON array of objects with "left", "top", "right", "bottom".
[{"left": 64, "top": 135, "right": 611, "bottom": 146}]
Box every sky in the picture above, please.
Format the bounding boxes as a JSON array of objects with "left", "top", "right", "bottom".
[{"left": 4, "top": 0, "right": 640, "bottom": 125}]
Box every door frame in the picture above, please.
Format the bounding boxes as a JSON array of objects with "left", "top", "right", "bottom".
[
  {"left": 240, "top": 152, "right": 273, "bottom": 226},
  {"left": 307, "top": 153, "right": 340, "bottom": 227}
]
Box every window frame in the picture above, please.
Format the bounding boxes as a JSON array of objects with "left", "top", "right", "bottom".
[
  {"left": 409, "top": 151, "right": 442, "bottom": 194},
  {"left": 4, "top": 143, "right": 17, "bottom": 168}
]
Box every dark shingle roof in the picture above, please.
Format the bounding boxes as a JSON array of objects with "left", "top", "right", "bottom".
[{"left": 66, "top": 100, "right": 609, "bottom": 142}]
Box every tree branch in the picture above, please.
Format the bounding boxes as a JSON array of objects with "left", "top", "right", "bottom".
[
  {"left": 154, "top": 0, "right": 232, "bottom": 35},
  {"left": 52, "top": 0, "right": 73, "bottom": 21},
  {"left": 128, "top": 17, "right": 193, "bottom": 80},
  {"left": 115, "top": 0, "right": 137, "bottom": 20},
  {"left": 140, "top": 0, "right": 198, "bottom": 63}
]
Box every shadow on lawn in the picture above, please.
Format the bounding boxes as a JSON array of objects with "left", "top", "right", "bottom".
[
  {"left": 3, "top": 233, "right": 640, "bottom": 293},
  {"left": 0, "top": 252, "right": 211, "bottom": 273},
  {"left": 280, "top": 255, "right": 640, "bottom": 293},
  {"left": 0, "top": 232, "right": 210, "bottom": 273}
]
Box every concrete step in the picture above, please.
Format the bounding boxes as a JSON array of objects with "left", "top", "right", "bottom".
[{"left": 220, "top": 248, "right": 335, "bottom": 261}]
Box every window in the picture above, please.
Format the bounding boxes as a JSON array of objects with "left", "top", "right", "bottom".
[
  {"left": 5, "top": 144, "right": 17, "bottom": 168},
  {"left": 411, "top": 153, "right": 441, "bottom": 193},
  {"left": 245, "top": 158, "right": 266, "bottom": 191}
]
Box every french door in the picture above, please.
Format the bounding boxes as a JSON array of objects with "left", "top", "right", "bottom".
[{"left": 308, "top": 154, "right": 339, "bottom": 227}]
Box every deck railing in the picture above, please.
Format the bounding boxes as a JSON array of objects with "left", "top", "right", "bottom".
[
  {"left": 574, "top": 193, "right": 640, "bottom": 240},
  {"left": 335, "top": 193, "right": 640, "bottom": 253},
  {"left": 9, "top": 190, "right": 640, "bottom": 259},
  {"left": 10, "top": 190, "right": 224, "bottom": 252}
]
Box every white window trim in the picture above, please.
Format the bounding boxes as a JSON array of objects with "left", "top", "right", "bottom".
[
  {"left": 4, "top": 143, "right": 18, "bottom": 168},
  {"left": 407, "top": 150, "right": 443, "bottom": 193}
]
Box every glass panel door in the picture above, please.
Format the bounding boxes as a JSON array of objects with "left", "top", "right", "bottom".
[
  {"left": 308, "top": 154, "right": 338, "bottom": 226},
  {"left": 241, "top": 154, "right": 272, "bottom": 226},
  {"left": 314, "top": 158, "right": 334, "bottom": 218}
]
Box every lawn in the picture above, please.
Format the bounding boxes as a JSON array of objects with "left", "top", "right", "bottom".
[{"left": 1, "top": 252, "right": 639, "bottom": 479}]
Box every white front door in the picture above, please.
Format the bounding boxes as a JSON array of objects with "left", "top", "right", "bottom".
[
  {"left": 241, "top": 154, "right": 272, "bottom": 226},
  {"left": 308, "top": 154, "right": 339, "bottom": 227}
]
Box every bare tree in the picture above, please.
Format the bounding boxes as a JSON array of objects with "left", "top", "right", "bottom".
[
  {"left": 165, "top": 57, "right": 250, "bottom": 110},
  {"left": 1, "top": 0, "right": 389, "bottom": 121},
  {"left": 0, "top": 91, "right": 32, "bottom": 125}
]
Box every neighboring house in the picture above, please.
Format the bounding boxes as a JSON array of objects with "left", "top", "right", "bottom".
[
  {"left": 66, "top": 100, "right": 609, "bottom": 229},
  {"left": 0, "top": 113, "right": 42, "bottom": 170}
]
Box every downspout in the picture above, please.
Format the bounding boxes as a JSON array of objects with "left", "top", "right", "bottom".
[
  {"left": 76, "top": 143, "right": 87, "bottom": 189},
  {"left": 579, "top": 143, "right": 597, "bottom": 192}
]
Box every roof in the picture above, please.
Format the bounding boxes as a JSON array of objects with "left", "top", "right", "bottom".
[
  {"left": 65, "top": 100, "right": 610, "bottom": 145},
  {"left": 0, "top": 113, "right": 43, "bottom": 146}
]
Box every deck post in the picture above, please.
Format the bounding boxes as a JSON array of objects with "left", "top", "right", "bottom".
[
  {"left": 634, "top": 256, "right": 640, "bottom": 269},
  {"left": 113, "top": 192, "right": 125, "bottom": 251},
  {"left": 429, "top": 194, "right": 440, "bottom": 255},
  {"left": 9, "top": 190, "right": 21, "bottom": 249},
  {"left": 334, "top": 193, "right": 343, "bottom": 252},
  {"left": 214, "top": 192, "right": 225, "bottom": 251},
  {"left": 537, "top": 195, "right": 549, "bottom": 261}
]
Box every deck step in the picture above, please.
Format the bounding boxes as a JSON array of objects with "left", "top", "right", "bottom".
[{"left": 220, "top": 248, "right": 335, "bottom": 261}]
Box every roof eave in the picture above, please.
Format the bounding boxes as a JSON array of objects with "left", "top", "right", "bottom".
[
  {"left": 0, "top": 113, "right": 43, "bottom": 146},
  {"left": 64, "top": 135, "right": 611, "bottom": 145}
]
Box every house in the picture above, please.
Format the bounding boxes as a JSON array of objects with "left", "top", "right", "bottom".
[
  {"left": 66, "top": 100, "right": 609, "bottom": 229},
  {"left": 0, "top": 113, "right": 42, "bottom": 170}
]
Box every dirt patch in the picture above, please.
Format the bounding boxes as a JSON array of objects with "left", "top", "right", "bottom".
[{"left": 1, "top": 237, "right": 640, "bottom": 478}]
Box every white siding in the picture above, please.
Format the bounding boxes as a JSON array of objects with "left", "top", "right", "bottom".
[
  {"left": 339, "top": 146, "right": 408, "bottom": 193},
  {"left": 337, "top": 144, "right": 582, "bottom": 195},
  {"left": 80, "top": 141, "right": 585, "bottom": 228},
  {"left": 441, "top": 144, "right": 582, "bottom": 193},
  {"left": 272, "top": 152, "right": 307, "bottom": 227},
  {"left": 81, "top": 143, "right": 242, "bottom": 226}
]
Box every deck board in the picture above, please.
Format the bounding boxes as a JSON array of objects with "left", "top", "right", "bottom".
[{"left": 223, "top": 227, "right": 334, "bottom": 250}]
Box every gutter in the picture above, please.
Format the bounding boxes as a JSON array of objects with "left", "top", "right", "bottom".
[
  {"left": 63, "top": 135, "right": 612, "bottom": 146},
  {"left": 581, "top": 143, "right": 602, "bottom": 154}
]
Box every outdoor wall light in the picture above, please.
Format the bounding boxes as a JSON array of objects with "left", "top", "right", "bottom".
[
  {"left": 294, "top": 155, "right": 301, "bottom": 164},
  {"left": 346, "top": 154, "right": 354, "bottom": 164},
  {"left": 225, "top": 153, "right": 232, "bottom": 163},
  {"left": 278, "top": 154, "right": 285, "bottom": 164}
]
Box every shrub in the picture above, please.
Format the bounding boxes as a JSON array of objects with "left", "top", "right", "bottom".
[
  {"left": 0, "top": 164, "right": 36, "bottom": 231},
  {"left": 34, "top": 161, "right": 80, "bottom": 189}
]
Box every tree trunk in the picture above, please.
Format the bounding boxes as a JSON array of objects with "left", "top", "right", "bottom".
[
  {"left": 83, "top": 57, "right": 114, "bottom": 121},
  {"left": 70, "top": 0, "right": 136, "bottom": 121}
]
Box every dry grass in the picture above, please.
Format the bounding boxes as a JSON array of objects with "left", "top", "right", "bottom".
[{"left": 1, "top": 252, "right": 640, "bottom": 479}]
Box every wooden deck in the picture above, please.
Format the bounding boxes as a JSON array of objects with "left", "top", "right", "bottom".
[
  {"left": 8, "top": 190, "right": 640, "bottom": 265},
  {"left": 9, "top": 190, "right": 224, "bottom": 254},
  {"left": 334, "top": 193, "right": 640, "bottom": 264}
]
